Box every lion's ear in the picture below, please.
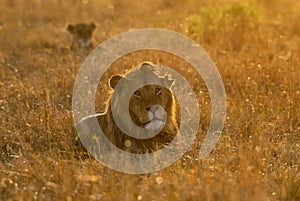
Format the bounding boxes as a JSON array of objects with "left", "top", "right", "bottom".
[
  {"left": 90, "top": 23, "right": 96, "bottom": 30},
  {"left": 109, "top": 75, "right": 123, "bottom": 89},
  {"left": 67, "top": 24, "right": 75, "bottom": 33}
]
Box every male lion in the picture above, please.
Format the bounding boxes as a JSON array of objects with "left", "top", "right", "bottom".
[{"left": 76, "top": 62, "right": 180, "bottom": 154}]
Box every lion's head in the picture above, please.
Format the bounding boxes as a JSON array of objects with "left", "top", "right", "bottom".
[
  {"left": 67, "top": 23, "right": 96, "bottom": 50},
  {"left": 76, "top": 62, "right": 181, "bottom": 155},
  {"left": 104, "top": 62, "right": 180, "bottom": 153}
]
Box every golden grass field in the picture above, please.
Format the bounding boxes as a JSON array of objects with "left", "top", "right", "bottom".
[{"left": 0, "top": 0, "right": 299, "bottom": 200}]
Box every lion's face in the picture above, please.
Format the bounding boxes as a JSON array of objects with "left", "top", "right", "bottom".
[
  {"left": 67, "top": 23, "right": 96, "bottom": 48},
  {"left": 129, "top": 84, "right": 173, "bottom": 129},
  {"left": 109, "top": 62, "right": 179, "bottom": 137}
]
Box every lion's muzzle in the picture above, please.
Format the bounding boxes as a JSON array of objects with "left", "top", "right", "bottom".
[{"left": 145, "top": 105, "right": 166, "bottom": 130}]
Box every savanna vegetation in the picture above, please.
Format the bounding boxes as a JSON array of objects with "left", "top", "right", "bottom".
[{"left": 0, "top": 0, "right": 299, "bottom": 200}]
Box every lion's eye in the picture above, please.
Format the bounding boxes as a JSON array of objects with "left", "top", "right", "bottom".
[
  {"left": 155, "top": 88, "right": 161, "bottom": 95},
  {"left": 134, "top": 91, "right": 141, "bottom": 97}
]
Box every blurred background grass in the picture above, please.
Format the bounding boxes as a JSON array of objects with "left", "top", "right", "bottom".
[{"left": 0, "top": 0, "right": 299, "bottom": 200}]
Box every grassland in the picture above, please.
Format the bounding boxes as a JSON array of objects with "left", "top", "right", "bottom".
[{"left": 0, "top": 0, "right": 299, "bottom": 200}]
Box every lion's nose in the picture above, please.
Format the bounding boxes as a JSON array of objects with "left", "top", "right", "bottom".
[{"left": 146, "top": 107, "right": 151, "bottom": 111}]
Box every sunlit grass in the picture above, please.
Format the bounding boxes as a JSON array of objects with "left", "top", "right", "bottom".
[
  {"left": 186, "top": 1, "right": 263, "bottom": 37},
  {"left": 0, "top": 0, "right": 299, "bottom": 200}
]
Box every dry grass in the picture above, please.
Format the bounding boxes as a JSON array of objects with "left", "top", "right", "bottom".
[{"left": 0, "top": 0, "right": 299, "bottom": 200}]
